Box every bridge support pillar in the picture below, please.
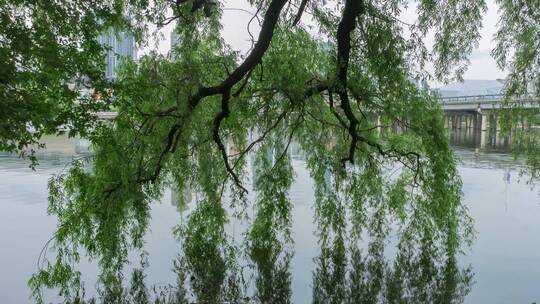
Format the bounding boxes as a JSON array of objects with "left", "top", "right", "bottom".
[
  {"left": 479, "top": 114, "right": 489, "bottom": 148},
  {"left": 480, "top": 114, "right": 489, "bottom": 132},
  {"left": 495, "top": 116, "right": 501, "bottom": 146},
  {"left": 480, "top": 128, "right": 487, "bottom": 148}
]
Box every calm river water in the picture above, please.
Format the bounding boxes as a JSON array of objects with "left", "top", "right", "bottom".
[{"left": 1, "top": 133, "right": 540, "bottom": 303}]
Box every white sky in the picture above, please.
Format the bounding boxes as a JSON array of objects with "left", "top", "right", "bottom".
[
  {"left": 465, "top": 0, "right": 506, "bottom": 80},
  {"left": 144, "top": 0, "right": 507, "bottom": 82}
]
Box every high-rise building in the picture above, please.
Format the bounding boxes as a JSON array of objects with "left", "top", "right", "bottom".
[
  {"left": 98, "top": 28, "right": 137, "bottom": 79},
  {"left": 170, "top": 30, "right": 180, "bottom": 58}
]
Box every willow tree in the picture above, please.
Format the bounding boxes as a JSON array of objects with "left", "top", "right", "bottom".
[
  {"left": 492, "top": 0, "right": 540, "bottom": 176},
  {"left": 0, "top": 0, "right": 148, "bottom": 164},
  {"left": 4, "top": 0, "right": 496, "bottom": 302}
]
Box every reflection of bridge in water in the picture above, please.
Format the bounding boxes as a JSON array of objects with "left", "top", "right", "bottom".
[
  {"left": 452, "top": 145, "right": 524, "bottom": 171},
  {"left": 441, "top": 93, "right": 537, "bottom": 148}
]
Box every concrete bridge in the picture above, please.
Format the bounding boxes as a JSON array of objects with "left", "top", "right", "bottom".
[
  {"left": 441, "top": 93, "right": 536, "bottom": 111},
  {"left": 92, "top": 94, "right": 537, "bottom": 150},
  {"left": 440, "top": 93, "right": 538, "bottom": 148},
  {"left": 440, "top": 93, "right": 537, "bottom": 130}
]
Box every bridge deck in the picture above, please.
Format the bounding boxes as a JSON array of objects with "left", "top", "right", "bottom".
[
  {"left": 94, "top": 94, "right": 538, "bottom": 118},
  {"left": 440, "top": 93, "right": 537, "bottom": 111},
  {"left": 95, "top": 112, "right": 118, "bottom": 120}
]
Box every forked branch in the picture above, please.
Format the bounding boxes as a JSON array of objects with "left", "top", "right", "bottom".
[
  {"left": 335, "top": 0, "right": 364, "bottom": 165},
  {"left": 213, "top": 90, "right": 248, "bottom": 193}
]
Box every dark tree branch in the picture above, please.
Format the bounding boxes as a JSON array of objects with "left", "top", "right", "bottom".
[
  {"left": 129, "top": 0, "right": 288, "bottom": 194},
  {"left": 270, "top": 105, "right": 305, "bottom": 172},
  {"left": 335, "top": 0, "right": 364, "bottom": 165},
  {"left": 204, "top": 0, "right": 288, "bottom": 193},
  {"left": 190, "top": 0, "right": 288, "bottom": 108},
  {"left": 306, "top": 82, "right": 329, "bottom": 97},
  {"left": 189, "top": 0, "right": 217, "bottom": 16},
  {"left": 292, "top": 0, "right": 309, "bottom": 26},
  {"left": 246, "top": 3, "right": 264, "bottom": 53},
  {"left": 136, "top": 123, "right": 181, "bottom": 184},
  {"left": 231, "top": 107, "right": 290, "bottom": 170},
  {"left": 230, "top": 82, "right": 327, "bottom": 171},
  {"left": 306, "top": 109, "right": 342, "bottom": 128},
  {"left": 232, "top": 67, "right": 254, "bottom": 97},
  {"left": 213, "top": 90, "right": 248, "bottom": 194},
  {"left": 328, "top": 90, "right": 349, "bottom": 129},
  {"left": 157, "top": 15, "right": 180, "bottom": 27}
]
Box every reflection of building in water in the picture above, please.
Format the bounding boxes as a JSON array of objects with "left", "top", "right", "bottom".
[
  {"left": 37, "top": 134, "right": 77, "bottom": 155},
  {"left": 27, "top": 134, "right": 95, "bottom": 156},
  {"left": 453, "top": 146, "right": 526, "bottom": 172},
  {"left": 289, "top": 142, "right": 304, "bottom": 159},
  {"left": 324, "top": 168, "right": 333, "bottom": 190},
  {"left": 251, "top": 145, "right": 276, "bottom": 188},
  {"left": 171, "top": 184, "right": 192, "bottom": 212},
  {"left": 503, "top": 170, "right": 511, "bottom": 184},
  {"left": 74, "top": 136, "right": 92, "bottom": 154},
  {"left": 503, "top": 169, "right": 511, "bottom": 212},
  {"left": 170, "top": 29, "right": 181, "bottom": 58}
]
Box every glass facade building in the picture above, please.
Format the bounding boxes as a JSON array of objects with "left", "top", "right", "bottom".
[
  {"left": 98, "top": 29, "right": 137, "bottom": 79},
  {"left": 170, "top": 30, "right": 180, "bottom": 58}
]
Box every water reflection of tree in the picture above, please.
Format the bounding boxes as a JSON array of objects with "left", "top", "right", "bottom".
[
  {"left": 31, "top": 156, "right": 473, "bottom": 303},
  {"left": 247, "top": 139, "right": 293, "bottom": 303},
  {"left": 312, "top": 227, "right": 473, "bottom": 304},
  {"left": 305, "top": 137, "right": 474, "bottom": 304},
  {"left": 30, "top": 132, "right": 473, "bottom": 303}
]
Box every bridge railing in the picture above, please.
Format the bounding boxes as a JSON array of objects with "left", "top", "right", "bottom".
[
  {"left": 95, "top": 111, "right": 118, "bottom": 120},
  {"left": 439, "top": 93, "right": 535, "bottom": 104}
]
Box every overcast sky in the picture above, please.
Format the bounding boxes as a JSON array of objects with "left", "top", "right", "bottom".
[
  {"left": 464, "top": 0, "right": 507, "bottom": 80},
  {"left": 146, "top": 0, "right": 507, "bottom": 82}
]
